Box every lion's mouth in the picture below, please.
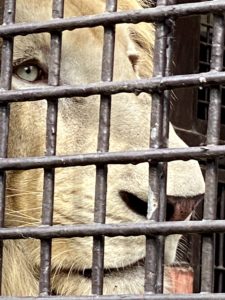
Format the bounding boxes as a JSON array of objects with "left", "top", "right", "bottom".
[
  {"left": 79, "top": 258, "right": 145, "bottom": 278},
  {"left": 51, "top": 258, "right": 194, "bottom": 296},
  {"left": 53, "top": 257, "right": 145, "bottom": 280}
]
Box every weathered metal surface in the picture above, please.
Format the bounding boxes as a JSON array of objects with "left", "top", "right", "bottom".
[
  {"left": 92, "top": 0, "right": 117, "bottom": 295},
  {"left": 39, "top": 0, "right": 64, "bottom": 296}
]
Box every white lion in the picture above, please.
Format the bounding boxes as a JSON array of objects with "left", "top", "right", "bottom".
[{"left": 0, "top": 0, "right": 205, "bottom": 296}]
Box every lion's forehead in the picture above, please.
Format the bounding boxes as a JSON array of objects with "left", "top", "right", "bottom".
[{"left": 15, "top": 0, "right": 120, "bottom": 22}]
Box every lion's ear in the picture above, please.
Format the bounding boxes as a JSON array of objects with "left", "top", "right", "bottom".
[
  {"left": 126, "top": 36, "right": 141, "bottom": 77},
  {"left": 118, "top": 1, "right": 154, "bottom": 78},
  {"left": 126, "top": 22, "right": 154, "bottom": 78}
]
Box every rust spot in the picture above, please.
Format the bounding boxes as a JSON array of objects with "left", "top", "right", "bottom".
[{"left": 165, "top": 265, "right": 194, "bottom": 294}]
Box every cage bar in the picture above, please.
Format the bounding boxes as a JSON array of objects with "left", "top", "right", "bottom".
[
  {"left": 91, "top": 0, "right": 117, "bottom": 295},
  {"left": 0, "top": 219, "right": 224, "bottom": 240},
  {"left": 145, "top": 0, "right": 171, "bottom": 293},
  {"left": 216, "top": 185, "right": 225, "bottom": 292},
  {"left": 0, "top": 145, "right": 223, "bottom": 170},
  {"left": 39, "top": 0, "right": 64, "bottom": 296},
  {"left": 1, "top": 70, "right": 225, "bottom": 102},
  {"left": 201, "top": 13, "right": 224, "bottom": 292},
  {"left": 0, "top": 294, "right": 225, "bottom": 300},
  {"left": 157, "top": 0, "right": 176, "bottom": 292},
  {"left": 0, "top": 0, "right": 15, "bottom": 294},
  {"left": 0, "top": 1, "right": 224, "bottom": 37}
]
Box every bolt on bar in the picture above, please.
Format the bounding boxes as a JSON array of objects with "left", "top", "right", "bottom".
[
  {"left": 145, "top": 0, "right": 168, "bottom": 293},
  {"left": 201, "top": 12, "right": 225, "bottom": 293},
  {"left": 91, "top": 0, "right": 117, "bottom": 295},
  {"left": 39, "top": 0, "right": 64, "bottom": 296},
  {"left": 0, "top": 0, "right": 15, "bottom": 294}
]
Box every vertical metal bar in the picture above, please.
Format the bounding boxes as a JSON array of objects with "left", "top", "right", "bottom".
[
  {"left": 157, "top": 1, "right": 176, "bottom": 293},
  {"left": 91, "top": 0, "right": 117, "bottom": 295},
  {"left": 39, "top": 0, "right": 64, "bottom": 296},
  {"left": 145, "top": 0, "right": 169, "bottom": 294},
  {"left": 218, "top": 186, "right": 225, "bottom": 292},
  {"left": 201, "top": 13, "right": 224, "bottom": 293},
  {"left": 0, "top": 0, "right": 15, "bottom": 294},
  {"left": 159, "top": 0, "right": 176, "bottom": 218}
]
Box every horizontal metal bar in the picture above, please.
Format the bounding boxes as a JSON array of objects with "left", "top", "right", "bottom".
[
  {"left": 1, "top": 71, "right": 225, "bottom": 102},
  {"left": 1, "top": 294, "right": 225, "bottom": 300},
  {"left": 0, "top": 145, "right": 224, "bottom": 170},
  {"left": 0, "top": 1, "right": 225, "bottom": 37},
  {"left": 2, "top": 220, "right": 225, "bottom": 239}
]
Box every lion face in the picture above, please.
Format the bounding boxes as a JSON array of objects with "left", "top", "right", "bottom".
[{"left": 2, "top": 0, "right": 205, "bottom": 296}]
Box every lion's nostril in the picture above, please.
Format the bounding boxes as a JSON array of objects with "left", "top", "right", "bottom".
[
  {"left": 119, "top": 191, "right": 147, "bottom": 216},
  {"left": 166, "top": 202, "right": 175, "bottom": 221},
  {"left": 166, "top": 194, "right": 204, "bottom": 221}
]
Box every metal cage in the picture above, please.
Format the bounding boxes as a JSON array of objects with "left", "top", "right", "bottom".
[{"left": 0, "top": 0, "right": 225, "bottom": 299}]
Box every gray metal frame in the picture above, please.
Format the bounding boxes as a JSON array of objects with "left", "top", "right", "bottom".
[{"left": 0, "top": 0, "right": 225, "bottom": 298}]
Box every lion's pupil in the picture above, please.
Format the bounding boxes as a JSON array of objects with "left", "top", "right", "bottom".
[{"left": 24, "top": 66, "right": 32, "bottom": 74}]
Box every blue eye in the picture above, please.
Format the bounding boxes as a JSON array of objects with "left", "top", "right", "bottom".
[{"left": 14, "top": 64, "right": 45, "bottom": 82}]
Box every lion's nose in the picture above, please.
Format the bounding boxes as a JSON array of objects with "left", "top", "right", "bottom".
[
  {"left": 166, "top": 195, "right": 204, "bottom": 221},
  {"left": 119, "top": 191, "right": 147, "bottom": 216},
  {"left": 119, "top": 191, "right": 204, "bottom": 221}
]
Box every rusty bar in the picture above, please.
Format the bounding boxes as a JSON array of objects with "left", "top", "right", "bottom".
[
  {"left": 1, "top": 71, "right": 225, "bottom": 102},
  {"left": 145, "top": 0, "right": 168, "bottom": 293},
  {"left": 2, "top": 294, "right": 225, "bottom": 300},
  {"left": 201, "top": 13, "right": 224, "bottom": 293},
  {"left": 0, "top": 145, "right": 223, "bottom": 170},
  {"left": 157, "top": 0, "right": 176, "bottom": 293},
  {"left": 217, "top": 186, "right": 225, "bottom": 292},
  {"left": 39, "top": 0, "right": 64, "bottom": 296},
  {"left": 0, "top": 294, "right": 225, "bottom": 300},
  {"left": 163, "top": 0, "right": 176, "bottom": 149},
  {"left": 0, "top": 1, "right": 224, "bottom": 37},
  {"left": 0, "top": 0, "right": 15, "bottom": 294},
  {"left": 1, "top": 220, "right": 225, "bottom": 239},
  {"left": 92, "top": 0, "right": 117, "bottom": 295}
]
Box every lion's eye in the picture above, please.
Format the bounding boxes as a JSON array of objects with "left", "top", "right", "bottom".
[{"left": 14, "top": 64, "right": 45, "bottom": 82}]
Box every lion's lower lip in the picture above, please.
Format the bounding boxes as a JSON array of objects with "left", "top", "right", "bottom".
[
  {"left": 79, "top": 257, "right": 145, "bottom": 278},
  {"left": 51, "top": 258, "right": 145, "bottom": 295}
]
